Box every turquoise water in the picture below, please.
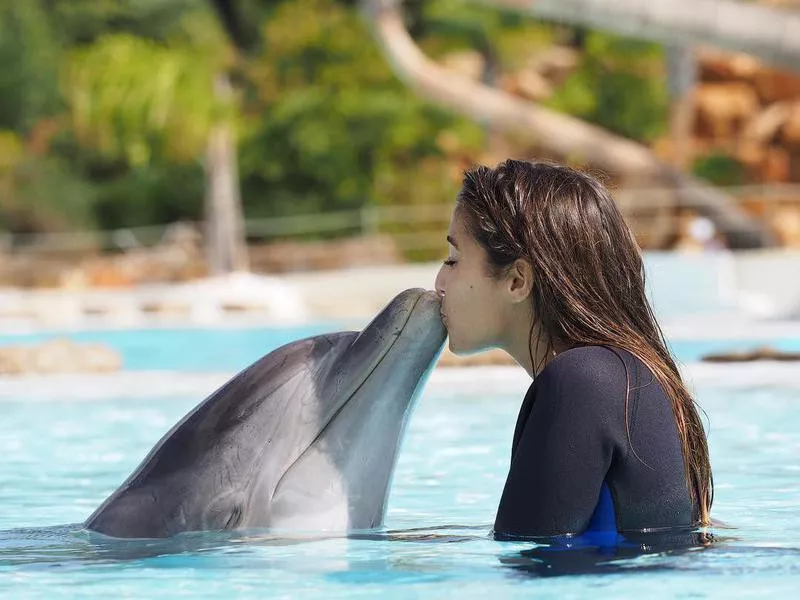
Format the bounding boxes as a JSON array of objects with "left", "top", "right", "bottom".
[
  {"left": 2, "top": 326, "right": 800, "bottom": 371},
  {"left": 0, "top": 325, "right": 341, "bottom": 372},
  {"left": 1, "top": 327, "right": 800, "bottom": 597}
]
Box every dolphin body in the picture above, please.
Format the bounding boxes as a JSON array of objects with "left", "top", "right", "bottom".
[{"left": 84, "top": 288, "right": 445, "bottom": 539}]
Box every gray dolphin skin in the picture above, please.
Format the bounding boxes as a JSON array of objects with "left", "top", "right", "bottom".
[{"left": 84, "top": 288, "right": 446, "bottom": 539}]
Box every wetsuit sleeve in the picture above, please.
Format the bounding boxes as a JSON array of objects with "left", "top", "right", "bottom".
[{"left": 493, "top": 353, "right": 623, "bottom": 537}]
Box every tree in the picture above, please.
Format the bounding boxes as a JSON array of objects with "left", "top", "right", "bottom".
[
  {"left": 359, "top": 0, "right": 775, "bottom": 248},
  {"left": 476, "top": 0, "right": 800, "bottom": 74},
  {"left": 63, "top": 22, "right": 248, "bottom": 272}
]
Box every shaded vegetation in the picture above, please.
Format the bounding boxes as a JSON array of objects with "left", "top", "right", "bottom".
[{"left": 0, "top": 0, "right": 673, "bottom": 237}]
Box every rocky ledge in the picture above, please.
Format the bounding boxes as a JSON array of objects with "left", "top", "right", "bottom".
[
  {"left": 0, "top": 338, "right": 122, "bottom": 375},
  {"left": 701, "top": 346, "right": 800, "bottom": 362}
]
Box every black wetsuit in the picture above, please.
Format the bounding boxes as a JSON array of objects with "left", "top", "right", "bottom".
[{"left": 494, "top": 345, "right": 696, "bottom": 539}]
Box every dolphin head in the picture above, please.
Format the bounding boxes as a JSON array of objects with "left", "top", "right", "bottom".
[
  {"left": 260, "top": 287, "right": 446, "bottom": 531},
  {"left": 84, "top": 288, "right": 445, "bottom": 538}
]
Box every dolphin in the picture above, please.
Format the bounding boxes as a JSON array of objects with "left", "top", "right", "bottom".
[{"left": 84, "top": 288, "right": 445, "bottom": 539}]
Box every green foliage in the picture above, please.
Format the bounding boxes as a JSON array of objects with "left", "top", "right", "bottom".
[
  {"left": 420, "top": 0, "right": 555, "bottom": 68},
  {"left": 237, "top": 0, "right": 484, "bottom": 219},
  {"left": 0, "top": 153, "right": 98, "bottom": 233},
  {"left": 45, "top": 0, "right": 201, "bottom": 46},
  {"left": 0, "top": 0, "right": 683, "bottom": 241},
  {"left": 546, "top": 32, "right": 669, "bottom": 142},
  {"left": 91, "top": 161, "right": 206, "bottom": 230},
  {"left": 692, "top": 152, "right": 745, "bottom": 187},
  {"left": 63, "top": 32, "right": 230, "bottom": 165},
  {"left": 0, "top": 3, "right": 62, "bottom": 133}
]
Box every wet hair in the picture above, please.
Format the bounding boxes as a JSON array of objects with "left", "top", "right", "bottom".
[{"left": 456, "top": 159, "right": 713, "bottom": 526}]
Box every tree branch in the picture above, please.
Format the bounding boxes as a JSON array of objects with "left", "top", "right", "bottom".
[
  {"left": 471, "top": 0, "right": 800, "bottom": 73},
  {"left": 360, "top": 0, "right": 774, "bottom": 248}
]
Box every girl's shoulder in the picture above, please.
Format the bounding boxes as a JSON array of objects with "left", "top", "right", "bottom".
[
  {"left": 542, "top": 345, "right": 634, "bottom": 384},
  {"left": 533, "top": 345, "right": 647, "bottom": 423}
]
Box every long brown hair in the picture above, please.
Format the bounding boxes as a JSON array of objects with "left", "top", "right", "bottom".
[{"left": 456, "top": 159, "right": 713, "bottom": 525}]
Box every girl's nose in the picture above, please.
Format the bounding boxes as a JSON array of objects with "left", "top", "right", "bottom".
[{"left": 434, "top": 266, "right": 446, "bottom": 298}]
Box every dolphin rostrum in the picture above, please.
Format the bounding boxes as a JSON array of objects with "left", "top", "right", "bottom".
[{"left": 84, "top": 288, "right": 445, "bottom": 539}]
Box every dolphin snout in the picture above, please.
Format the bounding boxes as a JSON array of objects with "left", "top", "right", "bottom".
[
  {"left": 411, "top": 290, "right": 442, "bottom": 317},
  {"left": 397, "top": 288, "right": 440, "bottom": 310},
  {"left": 385, "top": 288, "right": 440, "bottom": 323},
  {"left": 400, "top": 289, "right": 445, "bottom": 344}
]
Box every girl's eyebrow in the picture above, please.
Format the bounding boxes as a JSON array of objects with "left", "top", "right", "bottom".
[{"left": 446, "top": 235, "right": 459, "bottom": 249}]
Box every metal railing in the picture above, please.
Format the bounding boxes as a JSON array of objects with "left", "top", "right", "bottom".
[{"left": 1, "top": 183, "right": 799, "bottom": 255}]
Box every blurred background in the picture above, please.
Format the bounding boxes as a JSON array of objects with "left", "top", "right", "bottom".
[
  {"left": 1, "top": 0, "right": 800, "bottom": 364},
  {"left": 2, "top": 3, "right": 800, "bottom": 594}
]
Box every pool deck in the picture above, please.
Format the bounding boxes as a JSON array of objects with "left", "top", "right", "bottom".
[
  {"left": 1, "top": 261, "right": 800, "bottom": 340},
  {"left": 0, "top": 264, "right": 444, "bottom": 332}
]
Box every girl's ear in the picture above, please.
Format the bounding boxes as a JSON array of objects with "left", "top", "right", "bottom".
[{"left": 507, "top": 258, "right": 533, "bottom": 304}]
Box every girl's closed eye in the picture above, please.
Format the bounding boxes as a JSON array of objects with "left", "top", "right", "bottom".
[{"left": 443, "top": 258, "right": 457, "bottom": 267}]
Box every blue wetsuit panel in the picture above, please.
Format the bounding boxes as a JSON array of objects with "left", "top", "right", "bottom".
[{"left": 586, "top": 482, "right": 616, "bottom": 533}]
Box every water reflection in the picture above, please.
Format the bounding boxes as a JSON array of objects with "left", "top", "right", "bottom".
[
  {"left": 498, "top": 528, "right": 718, "bottom": 578},
  {"left": 0, "top": 523, "right": 486, "bottom": 570},
  {"left": 4, "top": 522, "right": 800, "bottom": 583},
  {"left": 0, "top": 524, "right": 239, "bottom": 568}
]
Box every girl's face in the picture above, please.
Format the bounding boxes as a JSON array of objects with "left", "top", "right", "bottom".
[{"left": 434, "top": 209, "right": 514, "bottom": 354}]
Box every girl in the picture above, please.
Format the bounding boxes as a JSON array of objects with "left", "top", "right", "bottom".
[{"left": 435, "top": 159, "right": 712, "bottom": 539}]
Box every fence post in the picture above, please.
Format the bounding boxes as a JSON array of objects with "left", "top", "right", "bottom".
[{"left": 360, "top": 206, "right": 379, "bottom": 236}]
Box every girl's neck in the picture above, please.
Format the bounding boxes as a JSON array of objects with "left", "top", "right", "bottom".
[{"left": 503, "top": 325, "right": 562, "bottom": 379}]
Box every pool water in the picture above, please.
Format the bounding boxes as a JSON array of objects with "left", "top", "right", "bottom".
[
  {"left": 1, "top": 330, "right": 800, "bottom": 597},
  {"left": 2, "top": 325, "right": 800, "bottom": 371}
]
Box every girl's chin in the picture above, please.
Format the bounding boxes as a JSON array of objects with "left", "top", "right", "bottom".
[
  {"left": 447, "top": 337, "right": 461, "bottom": 354},
  {"left": 447, "top": 337, "right": 477, "bottom": 356}
]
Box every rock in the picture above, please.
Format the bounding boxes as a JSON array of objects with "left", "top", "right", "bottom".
[
  {"left": 249, "top": 235, "right": 402, "bottom": 273},
  {"left": 85, "top": 263, "right": 135, "bottom": 288},
  {"left": 739, "top": 145, "right": 792, "bottom": 183},
  {"left": 701, "top": 346, "right": 800, "bottom": 363},
  {"left": 741, "top": 101, "right": 792, "bottom": 146},
  {"left": 761, "top": 147, "right": 792, "bottom": 182},
  {"left": 693, "top": 83, "right": 761, "bottom": 141},
  {"left": 790, "top": 153, "right": 800, "bottom": 181},
  {"left": 67, "top": 222, "right": 207, "bottom": 288},
  {"left": 697, "top": 48, "right": 761, "bottom": 83},
  {"left": 752, "top": 68, "right": 800, "bottom": 104},
  {"left": 0, "top": 338, "right": 122, "bottom": 375},
  {"left": 0, "top": 256, "right": 64, "bottom": 289},
  {"left": 779, "top": 102, "right": 800, "bottom": 149},
  {"left": 770, "top": 206, "right": 800, "bottom": 248}
]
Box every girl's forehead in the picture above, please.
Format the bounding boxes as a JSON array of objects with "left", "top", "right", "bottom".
[{"left": 448, "top": 209, "right": 469, "bottom": 238}]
